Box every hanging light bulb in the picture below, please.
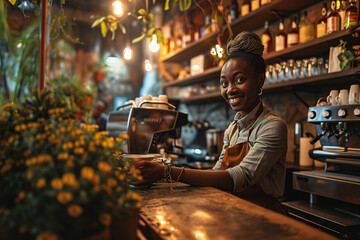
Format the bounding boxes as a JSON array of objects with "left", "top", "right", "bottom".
[
  {"left": 113, "top": 1, "right": 124, "bottom": 17},
  {"left": 149, "top": 34, "right": 160, "bottom": 53},
  {"left": 144, "top": 59, "right": 152, "bottom": 72},
  {"left": 123, "top": 47, "right": 132, "bottom": 60}
]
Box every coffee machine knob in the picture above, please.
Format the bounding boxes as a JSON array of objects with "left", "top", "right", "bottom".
[
  {"left": 338, "top": 109, "right": 347, "bottom": 118},
  {"left": 354, "top": 107, "right": 360, "bottom": 116},
  {"left": 308, "top": 111, "right": 316, "bottom": 119},
  {"left": 322, "top": 110, "right": 331, "bottom": 118}
]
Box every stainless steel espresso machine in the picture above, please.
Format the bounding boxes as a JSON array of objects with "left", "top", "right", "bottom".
[
  {"left": 106, "top": 100, "right": 188, "bottom": 154},
  {"left": 282, "top": 104, "right": 360, "bottom": 239}
]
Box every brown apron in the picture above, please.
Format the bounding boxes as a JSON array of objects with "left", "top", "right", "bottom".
[{"left": 221, "top": 105, "right": 286, "bottom": 215}]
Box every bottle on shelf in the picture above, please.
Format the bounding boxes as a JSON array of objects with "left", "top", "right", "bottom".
[
  {"left": 261, "top": 21, "right": 273, "bottom": 54},
  {"left": 299, "top": 11, "right": 314, "bottom": 44},
  {"left": 337, "top": 0, "right": 347, "bottom": 30},
  {"left": 230, "top": 0, "right": 239, "bottom": 22},
  {"left": 317, "top": 3, "right": 328, "bottom": 38},
  {"left": 241, "top": 0, "right": 251, "bottom": 17},
  {"left": 287, "top": 17, "right": 299, "bottom": 47},
  {"left": 261, "top": 0, "right": 271, "bottom": 6},
  {"left": 251, "top": 0, "right": 260, "bottom": 12},
  {"left": 327, "top": 0, "right": 341, "bottom": 34},
  {"left": 169, "top": 23, "right": 176, "bottom": 52},
  {"left": 344, "top": 0, "right": 358, "bottom": 29},
  {"left": 204, "top": 14, "right": 212, "bottom": 35},
  {"left": 275, "top": 19, "right": 286, "bottom": 52}
]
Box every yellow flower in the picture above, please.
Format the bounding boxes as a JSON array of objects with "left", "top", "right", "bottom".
[
  {"left": 36, "top": 231, "right": 58, "bottom": 240},
  {"left": 99, "top": 213, "right": 112, "bottom": 226},
  {"left": 91, "top": 174, "right": 101, "bottom": 185},
  {"left": 57, "top": 191, "right": 73, "bottom": 204},
  {"left": 115, "top": 186, "right": 123, "bottom": 192},
  {"left": 1, "top": 103, "right": 14, "bottom": 110},
  {"left": 117, "top": 174, "right": 125, "bottom": 181},
  {"left": 19, "top": 225, "right": 28, "bottom": 234},
  {"left": 0, "top": 207, "right": 6, "bottom": 215},
  {"left": 36, "top": 178, "right": 46, "bottom": 189},
  {"left": 98, "top": 161, "right": 112, "bottom": 173},
  {"left": 0, "top": 164, "right": 11, "bottom": 174},
  {"left": 62, "top": 173, "right": 79, "bottom": 188},
  {"left": 67, "top": 204, "right": 83, "bottom": 218},
  {"left": 119, "top": 134, "right": 128, "bottom": 139},
  {"left": 51, "top": 178, "right": 63, "bottom": 190},
  {"left": 15, "top": 191, "right": 26, "bottom": 203},
  {"left": 127, "top": 192, "right": 142, "bottom": 202},
  {"left": 107, "top": 178, "right": 117, "bottom": 188},
  {"left": 81, "top": 167, "right": 95, "bottom": 180},
  {"left": 26, "top": 169, "right": 33, "bottom": 179}
]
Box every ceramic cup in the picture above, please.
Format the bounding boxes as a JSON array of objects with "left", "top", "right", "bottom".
[
  {"left": 335, "top": 89, "right": 349, "bottom": 105},
  {"left": 349, "top": 84, "right": 360, "bottom": 104},
  {"left": 326, "top": 90, "right": 339, "bottom": 106}
]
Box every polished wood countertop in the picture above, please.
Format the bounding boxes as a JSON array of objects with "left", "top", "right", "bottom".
[{"left": 135, "top": 182, "right": 336, "bottom": 240}]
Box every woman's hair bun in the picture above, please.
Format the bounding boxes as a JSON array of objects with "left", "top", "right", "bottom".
[{"left": 227, "top": 31, "right": 264, "bottom": 56}]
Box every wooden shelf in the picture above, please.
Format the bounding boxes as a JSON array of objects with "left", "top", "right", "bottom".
[
  {"left": 164, "top": 28, "right": 357, "bottom": 91},
  {"left": 228, "top": 0, "right": 319, "bottom": 38},
  {"left": 163, "top": 66, "right": 221, "bottom": 88},
  {"left": 177, "top": 67, "right": 360, "bottom": 103},
  {"left": 263, "top": 28, "right": 357, "bottom": 63},
  {"left": 263, "top": 67, "right": 360, "bottom": 93},
  {"left": 160, "top": 0, "right": 319, "bottom": 63}
]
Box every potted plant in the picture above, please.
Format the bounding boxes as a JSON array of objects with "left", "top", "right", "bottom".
[{"left": 0, "top": 90, "right": 142, "bottom": 240}]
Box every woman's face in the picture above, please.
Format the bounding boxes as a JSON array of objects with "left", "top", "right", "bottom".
[{"left": 220, "top": 57, "right": 264, "bottom": 115}]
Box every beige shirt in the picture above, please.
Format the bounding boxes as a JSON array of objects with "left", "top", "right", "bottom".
[{"left": 213, "top": 102, "right": 287, "bottom": 198}]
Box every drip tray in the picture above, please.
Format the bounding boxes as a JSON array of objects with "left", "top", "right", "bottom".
[{"left": 282, "top": 200, "right": 360, "bottom": 237}]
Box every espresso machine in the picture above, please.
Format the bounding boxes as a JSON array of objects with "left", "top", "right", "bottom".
[
  {"left": 282, "top": 104, "right": 360, "bottom": 239},
  {"left": 106, "top": 100, "right": 188, "bottom": 154}
]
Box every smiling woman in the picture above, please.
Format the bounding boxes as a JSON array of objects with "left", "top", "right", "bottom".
[{"left": 133, "top": 31, "right": 288, "bottom": 214}]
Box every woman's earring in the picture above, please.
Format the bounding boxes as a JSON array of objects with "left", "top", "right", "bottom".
[{"left": 258, "top": 88, "right": 263, "bottom": 96}]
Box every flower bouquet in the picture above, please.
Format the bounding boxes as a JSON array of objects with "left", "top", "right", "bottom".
[{"left": 0, "top": 91, "right": 142, "bottom": 240}]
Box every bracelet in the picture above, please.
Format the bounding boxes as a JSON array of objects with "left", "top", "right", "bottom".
[
  {"left": 176, "top": 167, "right": 185, "bottom": 182},
  {"left": 162, "top": 164, "right": 173, "bottom": 182}
]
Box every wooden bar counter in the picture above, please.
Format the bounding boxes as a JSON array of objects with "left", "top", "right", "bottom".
[{"left": 135, "top": 182, "right": 336, "bottom": 240}]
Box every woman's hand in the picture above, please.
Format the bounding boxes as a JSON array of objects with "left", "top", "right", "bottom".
[{"left": 133, "top": 160, "right": 164, "bottom": 185}]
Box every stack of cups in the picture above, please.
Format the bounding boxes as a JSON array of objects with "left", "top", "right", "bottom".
[{"left": 326, "top": 84, "right": 360, "bottom": 106}]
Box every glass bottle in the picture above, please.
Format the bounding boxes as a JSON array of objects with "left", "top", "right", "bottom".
[
  {"left": 251, "top": 0, "right": 260, "bottom": 11},
  {"left": 287, "top": 17, "right": 299, "bottom": 47},
  {"left": 230, "top": 0, "right": 239, "bottom": 22},
  {"left": 241, "top": 0, "right": 251, "bottom": 17},
  {"left": 327, "top": 0, "right": 341, "bottom": 34},
  {"left": 338, "top": 0, "right": 347, "bottom": 30},
  {"left": 261, "top": 21, "right": 273, "bottom": 54},
  {"left": 286, "top": 59, "right": 295, "bottom": 80},
  {"left": 275, "top": 19, "right": 286, "bottom": 52},
  {"left": 261, "top": 0, "right": 271, "bottom": 6},
  {"left": 317, "top": 3, "right": 328, "bottom": 38},
  {"left": 299, "top": 11, "right": 314, "bottom": 43},
  {"left": 344, "top": 0, "right": 358, "bottom": 29}
]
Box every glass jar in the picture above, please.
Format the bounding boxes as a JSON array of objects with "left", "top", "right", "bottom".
[
  {"left": 280, "top": 61, "right": 287, "bottom": 81},
  {"left": 295, "top": 60, "right": 302, "bottom": 79},
  {"left": 274, "top": 63, "right": 281, "bottom": 82},
  {"left": 301, "top": 58, "right": 310, "bottom": 78},
  {"left": 286, "top": 59, "right": 295, "bottom": 80},
  {"left": 266, "top": 65, "right": 274, "bottom": 83},
  {"left": 309, "top": 57, "right": 319, "bottom": 76}
]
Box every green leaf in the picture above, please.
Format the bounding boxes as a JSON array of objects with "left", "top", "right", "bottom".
[
  {"left": 91, "top": 17, "right": 105, "bottom": 28},
  {"left": 153, "top": 0, "right": 156, "bottom": 4},
  {"left": 147, "top": 27, "right": 156, "bottom": 36},
  {"left": 107, "top": 15, "right": 117, "bottom": 21},
  {"left": 148, "top": 13, "right": 154, "bottom": 23},
  {"left": 138, "top": 8, "right": 146, "bottom": 15},
  {"left": 218, "top": 16, "right": 223, "bottom": 26},
  {"left": 101, "top": 22, "right": 108, "bottom": 38},
  {"left": 132, "top": 33, "right": 146, "bottom": 44},
  {"left": 173, "top": 0, "right": 178, "bottom": 9},
  {"left": 211, "top": 10, "right": 216, "bottom": 19},
  {"left": 164, "top": 0, "right": 170, "bottom": 10},
  {"left": 8, "top": 0, "right": 16, "bottom": 5},
  {"left": 226, "top": 20, "right": 233, "bottom": 39},
  {"left": 179, "top": 0, "right": 191, "bottom": 11},
  {"left": 119, "top": 24, "right": 126, "bottom": 34},
  {"left": 61, "top": 0, "right": 65, "bottom": 4},
  {"left": 110, "top": 27, "right": 115, "bottom": 40}
]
